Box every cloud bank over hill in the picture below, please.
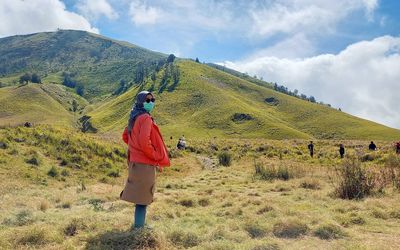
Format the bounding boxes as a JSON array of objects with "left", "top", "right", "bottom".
[{"left": 223, "top": 36, "right": 400, "bottom": 129}]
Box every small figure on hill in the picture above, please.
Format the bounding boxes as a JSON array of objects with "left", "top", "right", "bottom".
[
  {"left": 308, "top": 141, "right": 314, "bottom": 158},
  {"left": 339, "top": 144, "right": 345, "bottom": 158},
  {"left": 396, "top": 141, "right": 400, "bottom": 154},
  {"left": 177, "top": 135, "right": 186, "bottom": 150},
  {"left": 24, "top": 122, "right": 32, "bottom": 128},
  {"left": 369, "top": 141, "right": 377, "bottom": 151}
]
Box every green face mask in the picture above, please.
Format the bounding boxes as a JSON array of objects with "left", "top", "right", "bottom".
[{"left": 143, "top": 102, "right": 155, "bottom": 112}]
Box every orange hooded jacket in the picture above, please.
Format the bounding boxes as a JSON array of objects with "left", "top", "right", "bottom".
[{"left": 122, "top": 113, "right": 170, "bottom": 168}]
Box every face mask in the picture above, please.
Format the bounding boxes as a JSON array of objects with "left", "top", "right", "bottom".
[{"left": 143, "top": 102, "right": 155, "bottom": 112}]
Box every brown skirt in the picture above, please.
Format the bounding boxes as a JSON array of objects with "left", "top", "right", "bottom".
[{"left": 120, "top": 162, "right": 156, "bottom": 205}]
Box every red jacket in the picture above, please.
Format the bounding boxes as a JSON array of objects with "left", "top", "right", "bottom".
[{"left": 122, "top": 114, "right": 170, "bottom": 168}]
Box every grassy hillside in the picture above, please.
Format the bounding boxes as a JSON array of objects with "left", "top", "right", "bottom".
[
  {"left": 1, "top": 125, "right": 400, "bottom": 249},
  {"left": 0, "top": 84, "right": 75, "bottom": 127},
  {"left": 0, "top": 30, "right": 166, "bottom": 99},
  {"left": 88, "top": 60, "right": 400, "bottom": 140}
]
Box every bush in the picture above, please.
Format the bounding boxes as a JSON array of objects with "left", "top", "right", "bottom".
[
  {"left": 17, "top": 228, "right": 50, "bottom": 246},
  {"left": 313, "top": 224, "right": 346, "bottom": 240},
  {"left": 178, "top": 198, "right": 196, "bottom": 207},
  {"left": 244, "top": 223, "right": 268, "bottom": 238},
  {"left": 107, "top": 169, "right": 120, "bottom": 178},
  {"left": 254, "top": 162, "right": 297, "bottom": 181},
  {"left": 26, "top": 156, "right": 40, "bottom": 166},
  {"left": 300, "top": 178, "right": 321, "bottom": 190},
  {"left": 385, "top": 154, "right": 400, "bottom": 189},
  {"left": 272, "top": 220, "right": 309, "bottom": 238},
  {"left": 333, "top": 159, "right": 379, "bottom": 199},
  {"left": 168, "top": 230, "right": 200, "bottom": 248},
  {"left": 47, "top": 166, "right": 59, "bottom": 177},
  {"left": 218, "top": 151, "right": 232, "bottom": 166}
]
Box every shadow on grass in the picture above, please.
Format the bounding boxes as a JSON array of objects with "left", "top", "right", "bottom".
[{"left": 85, "top": 228, "right": 159, "bottom": 250}]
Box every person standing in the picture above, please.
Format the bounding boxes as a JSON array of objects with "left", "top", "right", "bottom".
[
  {"left": 369, "top": 141, "right": 377, "bottom": 151},
  {"left": 120, "top": 91, "right": 170, "bottom": 229},
  {"left": 308, "top": 141, "right": 314, "bottom": 158},
  {"left": 339, "top": 144, "right": 345, "bottom": 158}
]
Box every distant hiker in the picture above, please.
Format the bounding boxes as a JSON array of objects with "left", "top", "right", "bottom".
[
  {"left": 308, "top": 141, "right": 314, "bottom": 158},
  {"left": 339, "top": 144, "right": 345, "bottom": 158},
  {"left": 177, "top": 136, "right": 186, "bottom": 150},
  {"left": 369, "top": 141, "right": 377, "bottom": 151},
  {"left": 396, "top": 142, "right": 400, "bottom": 154},
  {"left": 120, "top": 91, "right": 170, "bottom": 229}
]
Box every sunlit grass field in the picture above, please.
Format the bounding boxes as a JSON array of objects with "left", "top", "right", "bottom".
[{"left": 1, "top": 126, "right": 400, "bottom": 249}]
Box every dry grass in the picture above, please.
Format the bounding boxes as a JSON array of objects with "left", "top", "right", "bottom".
[{"left": 1, "top": 131, "right": 400, "bottom": 249}]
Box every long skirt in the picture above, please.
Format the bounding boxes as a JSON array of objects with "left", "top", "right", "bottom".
[{"left": 120, "top": 162, "right": 156, "bottom": 205}]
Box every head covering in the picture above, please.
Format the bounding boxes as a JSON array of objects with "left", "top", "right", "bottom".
[{"left": 127, "top": 91, "right": 153, "bottom": 133}]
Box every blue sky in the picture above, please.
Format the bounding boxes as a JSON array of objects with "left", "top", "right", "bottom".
[{"left": 0, "top": 0, "right": 399, "bottom": 129}]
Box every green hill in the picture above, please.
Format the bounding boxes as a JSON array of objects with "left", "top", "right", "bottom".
[
  {"left": 88, "top": 60, "right": 400, "bottom": 140},
  {"left": 0, "top": 83, "right": 86, "bottom": 127},
  {"left": 0, "top": 31, "right": 399, "bottom": 140},
  {"left": 0, "top": 30, "right": 166, "bottom": 99}
]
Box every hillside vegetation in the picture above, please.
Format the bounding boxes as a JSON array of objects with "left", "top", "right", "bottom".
[
  {"left": 1, "top": 125, "right": 400, "bottom": 249},
  {"left": 0, "top": 84, "right": 74, "bottom": 127},
  {"left": 0, "top": 30, "right": 166, "bottom": 99},
  {"left": 89, "top": 60, "right": 400, "bottom": 140}
]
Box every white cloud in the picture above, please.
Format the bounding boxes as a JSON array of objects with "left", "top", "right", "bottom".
[
  {"left": 248, "top": 0, "right": 380, "bottom": 38},
  {"left": 76, "top": 0, "right": 119, "bottom": 20},
  {"left": 129, "top": 0, "right": 164, "bottom": 25},
  {"left": 0, "top": 0, "right": 98, "bottom": 37},
  {"left": 223, "top": 36, "right": 400, "bottom": 129}
]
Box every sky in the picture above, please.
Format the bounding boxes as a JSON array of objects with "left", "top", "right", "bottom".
[{"left": 0, "top": 0, "right": 399, "bottom": 129}]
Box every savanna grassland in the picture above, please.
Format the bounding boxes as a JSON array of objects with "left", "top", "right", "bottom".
[{"left": 1, "top": 125, "right": 400, "bottom": 250}]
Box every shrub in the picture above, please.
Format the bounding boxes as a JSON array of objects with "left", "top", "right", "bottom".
[
  {"left": 61, "top": 169, "right": 70, "bottom": 177},
  {"left": 254, "top": 161, "right": 297, "bottom": 181},
  {"left": 198, "top": 198, "right": 210, "bottom": 207},
  {"left": 178, "top": 198, "right": 196, "bottom": 207},
  {"left": 257, "top": 205, "right": 274, "bottom": 215},
  {"left": 88, "top": 198, "right": 104, "bottom": 211},
  {"left": 169, "top": 230, "right": 200, "bottom": 248},
  {"left": 47, "top": 166, "right": 59, "bottom": 177},
  {"left": 64, "top": 218, "right": 87, "bottom": 236},
  {"left": 385, "top": 154, "right": 400, "bottom": 189},
  {"left": 218, "top": 151, "right": 232, "bottom": 166},
  {"left": 16, "top": 228, "right": 50, "bottom": 246},
  {"left": 300, "top": 178, "right": 321, "bottom": 190},
  {"left": 107, "top": 169, "right": 120, "bottom": 178},
  {"left": 272, "top": 220, "right": 309, "bottom": 238},
  {"left": 244, "top": 223, "right": 268, "bottom": 238},
  {"left": 25, "top": 156, "right": 40, "bottom": 166},
  {"left": 333, "top": 159, "right": 380, "bottom": 199},
  {"left": 313, "top": 224, "right": 346, "bottom": 240},
  {"left": 168, "top": 148, "right": 182, "bottom": 158}
]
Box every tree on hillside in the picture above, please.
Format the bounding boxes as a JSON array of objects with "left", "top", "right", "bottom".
[
  {"left": 195, "top": 57, "right": 200, "bottom": 63},
  {"left": 76, "top": 83, "right": 85, "bottom": 96},
  {"left": 309, "top": 96, "right": 316, "bottom": 103},
  {"left": 19, "top": 73, "right": 31, "bottom": 84},
  {"left": 31, "top": 73, "right": 41, "bottom": 83},
  {"left": 62, "top": 73, "right": 77, "bottom": 88},
  {"left": 167, "top": 54, "right": 176, "bottom": 63},
  {"left": 72, "top": 100, "right": 78, "bottom": 112}
]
